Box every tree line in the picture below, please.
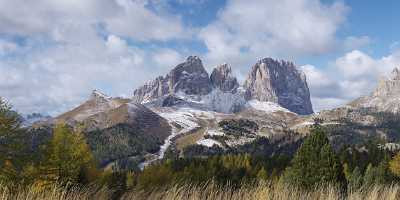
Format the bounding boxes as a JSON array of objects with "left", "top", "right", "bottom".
[{"left": 2, "top": 97, "right": 400, "bottom": 198}]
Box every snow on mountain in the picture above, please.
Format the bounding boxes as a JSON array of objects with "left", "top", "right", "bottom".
[
  {"left": 138, "top": 107, "right": 204, "bottom": 169},
  {"left": 206, "top": 129, "right": 225, "bottom": 136},
  {"left": 197, "top": 138, "right": 222, "bottom": 147},
  {"left": 133, "top": 56, "right": 313, "bottom": 115},
  {"left": 246, "top": 100, "right": 293, "bottom": 113},
  {"left": 202, "top": 88, "right": 246, "bottom": 113},
  {"left": 158, "top": 109, "right": 200, "bottom": 132}
]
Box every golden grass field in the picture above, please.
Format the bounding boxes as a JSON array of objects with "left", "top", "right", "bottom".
[{"left": 1, "top": 182, "right": 399, "bottom": 200}]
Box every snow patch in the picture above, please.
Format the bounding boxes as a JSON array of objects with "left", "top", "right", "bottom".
[
  {"left": 225, "top": 137, "right": 255, "bottom": 147},
  {"left": 247, "top": 100, "right": 292, "bottom": 113},
  {"left": 206, "top": 129, "right": 225, "bottom": 136},
  {"left": 139, "top": 108, "right": 201, "bottom": 170},
  {"left": 202, "top": 89, "right": 246, "bottom": 113},
  {"left": 197, "top": 138, "right": 221, "bottom": 147}
]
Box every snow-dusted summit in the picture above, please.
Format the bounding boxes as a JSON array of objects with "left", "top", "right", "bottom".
[
  {"left": 210, "top": 63, "right": 239, "bottom": 93},
  {"left": 132, "top": 56, "right": 212, "bottom": 104},
  {"left": 132, "top": 56, "right": 314, "bottom": 115}
]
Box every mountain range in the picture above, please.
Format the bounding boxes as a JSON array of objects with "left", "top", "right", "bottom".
[{"left": 29, "top": 56, "right": 400, "bottom": 170}]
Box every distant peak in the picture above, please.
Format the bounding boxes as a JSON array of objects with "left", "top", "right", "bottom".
[
  {"left": 257, "top": 57, "right": 294, "bottom": 67},
  {"left": 216, "top": 63, "right": 230, "bottom": 70},
  {"left": 173, "top": 55, "right": 207, "bottom": 75},
  {"left": 186, "top": 55, "right": 202, "bottom": 63},
  {"left": 210, "top": 63, "right": 238, "bottom": 92},
  {"left": 389, "top": 67, "right": 400, "bottom": 80},
  {"left": 91, "top": 90, "right": 111, "bottom": 101},
  {"left": 186, "top": 55, "right": 200, "bottom": 60}
]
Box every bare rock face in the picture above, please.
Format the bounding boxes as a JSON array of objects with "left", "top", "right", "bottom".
[
  {"left": 161, "top": 95, "right": 185, "bottom": 107},
  {"left": 349, "top": 67, "right": 400, "bottom": 112},
  {"left": 210, "top": 63, "right": 239, "bottom": 93},
  {"left": 373, "top": 68, "right": 400, "bottom": 97},
  {"left": 133, "top": 56, "right": 212, "bottom": 103},
  {"left": 243, "top": 58, "right": 313, "bottom": 115}
]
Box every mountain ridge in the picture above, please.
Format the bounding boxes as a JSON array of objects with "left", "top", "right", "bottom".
[{"left": 132, "top": 56, "right": 313, "bottom": 115}]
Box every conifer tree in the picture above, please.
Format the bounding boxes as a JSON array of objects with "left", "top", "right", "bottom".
[
  {"left": 0, "top": 98, "right": 26, "bottom": 184},
  {"left": 282, "top": 124, "right": 345, "bottom": 189}
]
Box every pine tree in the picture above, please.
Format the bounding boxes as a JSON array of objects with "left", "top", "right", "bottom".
[
  {"left": 0, "top": 98, "right": 26, "bottom": 184},
  {"left": 282, "top": 125, "right": 346, "bottom": 189}
]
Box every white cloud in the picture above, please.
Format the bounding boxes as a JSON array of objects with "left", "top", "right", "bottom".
[
  {"left": 343, "top": 36, "right": 371, "bottom": 50},
  {"left": 0, "top": 0, "right": 185, "bottom": 115},
  {"left": 0, "top": 0, "right": 395, "bottom": 116},
  {"left": 302, "top": 49, "right": 400, "bottom": 111},
  {"left": 0, "top": 34, "right": 183, "bottom": 115},
  {"left": 0, "top": 39, "right": 18, "bottom": 55},
  {"left": 106, "top": 35, "right": 129, "bottom": 54},
  {"left": 0, "top": 0, "right": 188, "bottom": 42},
  {"left": 152, "top": 49, "right": 183, "bottom": 68},
  {"left": 105, "top": 0, "right": 189, "bottom": 41},
  {"left": 200, "top": 0, "right": 349, "bottom": 70},
  {"left": 335, "top": 50, "right": 379, "bottom": 79}
]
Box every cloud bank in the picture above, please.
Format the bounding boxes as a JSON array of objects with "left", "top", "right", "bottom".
[{"left": 0, "top": 0, "right": 397, "bottom": 115}]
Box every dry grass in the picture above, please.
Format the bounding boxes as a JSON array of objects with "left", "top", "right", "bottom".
[
  {"left": 123, "top": 182, "right": 400, "bottom": 200},
  {"left": 0, "top": 182, "right": 399, "bottom": 200},
  {"left": 0, "top": 184, "right": 110, "bottom": 200}
]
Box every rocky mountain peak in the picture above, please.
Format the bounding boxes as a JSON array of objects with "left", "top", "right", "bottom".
[
  {"left": 133, "top": 56, "right": 212, "bottom": 103},
  {"left": 349, "top": 67, "right": 400, "bottom": 113},
  {"left": 372, "top": 67, "right": 400, "bottom": 97},
  {"left": 210, "top": 63, "right": 239, "bottom": 92},
  {"left": 91, "top": 90, "right": 112, "bottom": 103},
  {"left": 185, "top": 55, "right": 202, "bottom": 65},
  {"left": 243, "top": 58, "right": 313, "bottom": 115},
  {"left": 389, "top": 67, "right": 400, "bottom": 80}
]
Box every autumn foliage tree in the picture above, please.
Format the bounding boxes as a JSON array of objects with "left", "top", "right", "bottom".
[
  {"left": 389, "top": 152, "right": 400, "bottom": 177},
  {"left": 36, "top": 124, "right": 98, "bottom": 187}
]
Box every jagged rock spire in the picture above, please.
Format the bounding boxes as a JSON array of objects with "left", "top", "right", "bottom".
[
  {"left": 210, "top": 63, "right": 239, "bottom": 92},
  {"left": 133, "top": 56, "right": 212, "bottom": 103},
  {"left": 243, "top": 58, "right": 313, "bottom": 115},
  {"left": 389, "top": 67, "right": 400, "bottom": 80}
]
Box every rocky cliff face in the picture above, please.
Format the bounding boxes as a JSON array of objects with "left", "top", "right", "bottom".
[
  {"left": 210, "top": 63, "right": 239, "bottom": 93},
  {"left": 133, "top": 56, "right": 212, "bottom": 103},
  {"left": 243, "top": 58, "right": 313, "bottom": 115},
  {"left": 133, "top": 56, "right": 314, "bottom": 115},
  {"left": 372, "top": 68, "right": 400, "bottom": 97},
  {"left": 349, "top": 67, "right": 400, "bottom": 113}
]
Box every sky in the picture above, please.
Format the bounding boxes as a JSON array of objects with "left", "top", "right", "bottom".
[{"left": 0, "top": 0, "right": 400, "bottom": 115}]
